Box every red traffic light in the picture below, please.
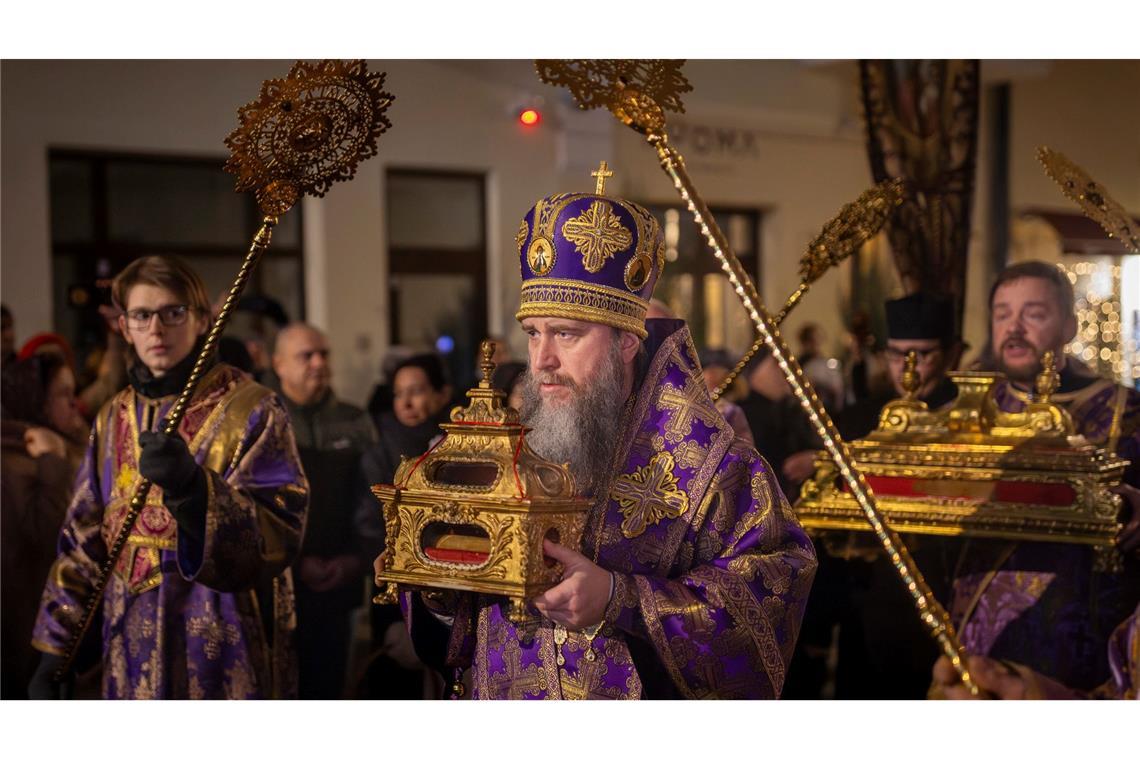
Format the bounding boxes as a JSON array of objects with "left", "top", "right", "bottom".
[{"left": 519, "top": 108, "right": 541, "bottom": 127}]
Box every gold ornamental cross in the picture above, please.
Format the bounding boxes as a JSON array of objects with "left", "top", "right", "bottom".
[
  {"left": 611, "top": 451, "right": 690, "bottom": 538},
  {"left": 592, "top": 161, "right": 613, "bottom": 194},
  {"left": 561, "top": 200, "right": 632, "bottom": 272}
]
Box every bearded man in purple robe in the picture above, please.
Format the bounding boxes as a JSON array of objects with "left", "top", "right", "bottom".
[
  {"left": 394, "top": 168, "right": 817, "bottom": 699},
  {"left": 29, "top": 255, "right": 308, "bottom": 699},
  {"left": 948, "top": 260, "right": 1140, "bottom": 693}
]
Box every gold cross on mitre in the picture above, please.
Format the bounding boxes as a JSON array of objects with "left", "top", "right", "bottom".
[{"left": 592, "top": 160, "right": 614, "bottom": 194}]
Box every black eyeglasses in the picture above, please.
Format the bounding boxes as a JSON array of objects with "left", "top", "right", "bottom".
[{"left": 125, "top": 305, "right": 193, "bottom": 331}]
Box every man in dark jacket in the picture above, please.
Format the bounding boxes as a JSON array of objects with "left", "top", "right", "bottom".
[{"left": 273, "top": 322, "right": 377, "bottom": 699}]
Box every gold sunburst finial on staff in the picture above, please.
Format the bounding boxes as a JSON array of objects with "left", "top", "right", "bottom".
[
  {"left": 535, "top": 59, "right": 692, "bottom": 135},
  {"left": 711, "top": 178, "right": 906, "bottom": 400},
  {"left": 592, "top": 160, "right": 613, "bottom": 194},
  {"left": 800, "top": 178, "right": 907, "bottom": 284},
  {"left": 224, "top": 59, "right": 395, "bottom": 217},
  {"left": 1037, "top": 146, "right": 1140, "bottom": 254}
]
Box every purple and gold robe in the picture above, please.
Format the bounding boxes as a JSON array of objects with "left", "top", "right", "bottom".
[
  {"left": 32, "top": 364, "right": 308, "bottom": 698},
  {"left": 950, "top": 371, "right": 1140, "bottom": 691},
  {"left": 402, "top": 320, "right": 817, "bottom": 698}
]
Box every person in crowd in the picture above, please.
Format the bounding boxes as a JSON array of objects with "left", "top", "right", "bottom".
[
  {"left": 838, "top": 293, "right": 965, "bottom": 439},
  {"left": 392, "top": 173, "right": 816, "bottom": 698},
  {"left": 1, "top": 353, "right": 87, "bottom": 698},
  {"left": 843, "top": 309, "right": 891, "bottom": 404},
  {"left": 28, "top": 254, "right": 308, "bottom": 699},
  {"left": 945, "top": 260, "right": 1140, "bottom": 695},
  {"left": 790, "top": 293, "right": 965, "bottom": 699},
  {"left": 356, "top": 352, "right": 453, "bottom": 698},
  {"left": 738, "top": 347, "right": 821, "bottom": 495},
  {"left": 272, "top": 322, "right": 377, "bottom": 699},
  {"left": 698, "top": 347, "right": 754, "bottom": 445},
  {"left": 366, "top": 345, "right": 416, "bottom": 430},
  {"left": 492, "top": 360, "right": 527, "bottom": 412}
]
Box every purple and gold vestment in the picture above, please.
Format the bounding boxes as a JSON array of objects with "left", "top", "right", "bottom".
[
  {"left": 403, "top": 320, "right": 818, "bottom": 699},
  {"left": 950, "top": 371, "right": 1140, "bottom": 691},
  {"left": 32, "top": 364, "right": 308, "bottom": 698}
]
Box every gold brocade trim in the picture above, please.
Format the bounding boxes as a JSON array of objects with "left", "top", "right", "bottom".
[
  {"left": 521, "top": 276, "right": 648, "bottom": 307},
  {"left": 517, "top": 277, "right": 649, "bottom": 337},
  {"left": 516, "top": 301, "right": 647, "bottom": 339}
]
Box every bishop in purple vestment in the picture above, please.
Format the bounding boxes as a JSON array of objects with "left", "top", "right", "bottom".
[{"left": 397, "top": 171, "right": 817, "bottom": 699}]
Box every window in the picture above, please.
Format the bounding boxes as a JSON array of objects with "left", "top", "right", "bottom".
[
  {"left": 48, "top": 149, "right": 304, "bottom": 363},
  {"left": 645, "top": 204, "right": 763, "bottom": 354},
  {"left": 386, "top": 169, "right": 487, "bottom": 390}
]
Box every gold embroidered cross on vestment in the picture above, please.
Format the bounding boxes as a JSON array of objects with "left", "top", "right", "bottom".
[{"left": 611, "top": 451, "right": 690, "bottom": 538}]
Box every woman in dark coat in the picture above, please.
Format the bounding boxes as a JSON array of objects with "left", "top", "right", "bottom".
[{"left": 1, "top": 353, "right": 87, "bottom": 698}]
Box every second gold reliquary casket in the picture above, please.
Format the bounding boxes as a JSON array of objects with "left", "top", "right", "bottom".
[
  {"left": 795, "top": 354, "right": 1128, "bottom": 570},
  {"left": 372, "top": 342, "right": 591, "bottom": 622}
]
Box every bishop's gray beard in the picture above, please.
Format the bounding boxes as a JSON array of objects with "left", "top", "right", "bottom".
[{"left": 519, "top": 340, "right": 627, "bottom": 499}]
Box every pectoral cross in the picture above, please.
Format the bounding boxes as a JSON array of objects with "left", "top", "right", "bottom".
[{"left": 592, "top": 161, "right": 613, "bottom": 194}]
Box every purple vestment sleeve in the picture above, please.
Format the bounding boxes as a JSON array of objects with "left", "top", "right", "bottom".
[{"left": 180, "top": 393, "right": 308, "bottom": 591}]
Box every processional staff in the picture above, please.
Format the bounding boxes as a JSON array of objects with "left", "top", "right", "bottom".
[
  {"left": 53, "top": 59, "right": 395, "bottom": 683},
  {"left": 536, "top": 59, "right": 981, "bottom": 695}
]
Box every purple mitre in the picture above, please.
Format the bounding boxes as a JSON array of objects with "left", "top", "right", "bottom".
[{"left": 514, "top": 165, "right": 665, "bottom": 339}]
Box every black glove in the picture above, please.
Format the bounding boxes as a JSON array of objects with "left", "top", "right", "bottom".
[
  {"left": 138, "top": 431, "right": 207, "bottom": 546},
  {"left": 28, "top": 653, "right": 72, "bottom": 700},
  {"left": 138, "top": 431, "right": 199, "bottom": 496}
]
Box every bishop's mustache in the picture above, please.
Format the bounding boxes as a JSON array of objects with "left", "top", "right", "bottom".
[{"left": 529, "top": 370, "right": 578, "bottom": 389}]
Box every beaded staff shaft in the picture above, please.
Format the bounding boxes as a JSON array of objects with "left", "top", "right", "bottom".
[
  {"left": 536, "top": 59, "right": 979, "bottom": 695},
  {"left": 711, "top": 180, "right": 905, "bottom": 401},
  {"left": 54, "top": 59, "right": 393, "bottom": 682}
]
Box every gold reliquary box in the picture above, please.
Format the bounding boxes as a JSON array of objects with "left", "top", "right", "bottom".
[
  {"left": 372, "top": 342, "right": 591, "bottom": 623},
  {"left": 796, "top": 354, "right": 1128, "bottom": 570}
]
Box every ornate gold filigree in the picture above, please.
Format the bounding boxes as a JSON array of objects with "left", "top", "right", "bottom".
[
  {"left": 611, "top": 451, "right": 690, "bottom": 538},
  {"left": 561, "top": 200, "right": 633, "bottom": 272},
  {"left": 1038, "top": 146, "right": 1140, "bottom": 254},
  {"left": 224, "top": 59, "right": 394, "bottom": 216},
  {"left": 535, "top": 60, "right": 692, "bottom": 134}
]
